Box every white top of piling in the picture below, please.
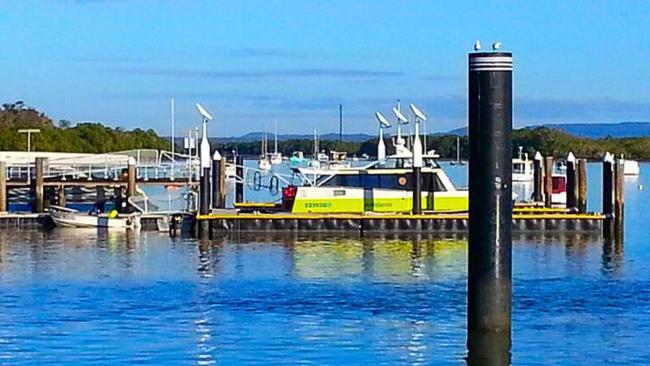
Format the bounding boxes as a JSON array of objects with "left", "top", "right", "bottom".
[
  {"left": 567, "top": 152, "right": 576, "bottom": 162},
  {"left": 603, "top": 152, "right": 614, "bottom": 163},
  {"left": 127, "top": 157, "right": 136, "bottom": 166},
  {"left": 213, "top": 150, "right": 222, "bottom": 161},
  {"left": 534, "top": 151, "right": 543, "bottom": 161}
]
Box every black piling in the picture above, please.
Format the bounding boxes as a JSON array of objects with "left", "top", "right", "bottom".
[
  {"left": 200, "top": 167, "right": 210, "bottom": 215},
  {"left": 566, "top": 153, "right": 578, "bottom": 210},
  {"left": 543, "top": 156, "right": 554, "bottom": 208},
  {"left": 211, "top": 151, "right": 222, "bottom": 209},
  {"left": 533, "top": 152, "right": 543, "bottom": 203},
  {"left": 235, "top": 155, "right": 244, "bottom": 204},
  {"left": 577, "top": 159, "right": 588, "bottom": 213},
  {"left": 467, "top": 48, "right": 513, "bottom": 346},
  {"left": 412, "top": 167, "right": 422, "bottom": 214},
  {"left": 614, "top": 158, "right": 625, "bottom": 241},
  {"left": 602, "top": 153, "right": 614, "bottom": 239},
  {"left": 199, "top": 166, "right": 211, "bottom": 239}
]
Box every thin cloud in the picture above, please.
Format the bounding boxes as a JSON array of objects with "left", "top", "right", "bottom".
[
  {"left": 218, "top": 47, "right": 310, "bottom": 60},
  {"left": 101, "top": 67, "right": 405, "bottom": 80}
]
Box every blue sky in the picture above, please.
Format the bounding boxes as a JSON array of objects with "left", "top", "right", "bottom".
[{"left": 1, "top": 0, "right": 649, "bottom": 136}]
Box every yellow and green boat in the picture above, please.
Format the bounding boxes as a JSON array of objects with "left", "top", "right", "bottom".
[{"left": 281, "top": 153, "right": 468, "bottom": 214}]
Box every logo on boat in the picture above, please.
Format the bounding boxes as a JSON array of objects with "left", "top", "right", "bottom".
[
  {"left": 398, "top": 176, "right": 407, "bottom": 186},
  {"left": 304, "top": 202, "right": 332, "bottom": 208}
]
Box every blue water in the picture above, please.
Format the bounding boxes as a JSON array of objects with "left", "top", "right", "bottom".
[{"left": 0, "top": 163, "right": 649, "bottom": 365}]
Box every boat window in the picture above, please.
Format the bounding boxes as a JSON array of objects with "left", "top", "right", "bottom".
[
  {"left": 513, "top": 163, "right": 525, "bottom": 174},
  {"left": 360, "top": 174, "right": 381, "bottom": 189},
  {"left": 379, "top": 174, "right": 406, "bottom": 189},
  {"left": 320, "top": 175, "right": 360, "bottom": 187},
  {"left": 376, "top": 173, "right": 446, "bottom": 191}
]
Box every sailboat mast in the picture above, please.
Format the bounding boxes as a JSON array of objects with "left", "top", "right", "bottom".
[{"left": 274, "top": 120, "right": 278, "bottom": 154}]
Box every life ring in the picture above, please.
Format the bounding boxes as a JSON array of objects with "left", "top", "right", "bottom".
[
  {"left": 253, "top": 171, "right": 262, "bottom": 191},
  {"left": 269, "top": 175, "right": 279, "bottom": 195}
]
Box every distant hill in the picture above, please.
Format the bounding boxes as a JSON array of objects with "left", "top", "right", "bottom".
[
  {"left": 217, "top": 132, "right": 375, "bottom": 143},
  {"left": 540, "top": 122, "right": 650, "bottom": 138},
  {"left": 442, "top": 122, "right": 650, "bottom": 138}
]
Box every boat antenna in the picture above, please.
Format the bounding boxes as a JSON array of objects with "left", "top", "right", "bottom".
[{"left": 339, "top": 104, "right": 343, "bottom": 144}]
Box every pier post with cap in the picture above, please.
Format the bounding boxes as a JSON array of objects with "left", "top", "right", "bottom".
[
  {"left": 412, "top": 119, "right": 423, "bottom": 215},
  {"left": 467, "top": 46, "right": 513, "bottom": 351},
  {"left": 543, "top": 156, "right": 554, "bottom": 208},
  {"left": 602, "top": 153, "right": 614, "bottom": 239},
  {"left": 577, "top": 159, "right": 588, "bottom": 213},
  {"left": 566, "top": 152, "right": 578, "bottom": 210},
  {"left": 211, "top": 151, "right": 222, "bottom": 209},
  {"left": 126, "top": 157, "right": 136, "bottom": 212},
  {"left": 533, "top": 152, "right": 543, "bottom": 203},
  {"left": 33, "top": 157, "right": 46, "bottom": 213}
]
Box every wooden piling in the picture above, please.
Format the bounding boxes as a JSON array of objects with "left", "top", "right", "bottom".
[
  {"left": 566, "top": 153, "right": 577, "bottom": 209},
  {"left": 577, "top": 159, "right": 588, "bottom": 213},
  {"left": 34, "top": 157, "right": 45, "bottom": 213},
  {"left": 57, "top": 184, "right": 66, "bottom": 207},
  {"left": 533, "top": 152, "right": 543, "bottom": 203},
  {"left": 126, "top": 157, "right": 136, "bottom": 200},
  {"left": 543, "top": 156, "right": 554, "bottom": 208},
  {"left": 0, "top": 161, "right": 6, "bottom": 212}
]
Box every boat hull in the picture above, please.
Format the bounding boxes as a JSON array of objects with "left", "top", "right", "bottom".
[
  {"left": 290, "top": 187, "right": 468, "bottom": 213},
  {"left": 51, "top": 211, "right": 140, "bottom": 229}
]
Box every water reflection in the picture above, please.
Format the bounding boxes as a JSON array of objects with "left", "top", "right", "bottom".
[{"left": 0, "top": 229, "right": 643, "bottom": 365}]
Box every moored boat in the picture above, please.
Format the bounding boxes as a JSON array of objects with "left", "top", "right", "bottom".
[
  {"left": 49, "top": 206, "right": 141, "bottom": 229},
  {"left": 282, "top": 152, "right": 468, "bottom": 214},
  {"left": 512, "top": 146, "right": 533, "bottom": 182},
  {"left": 624, "top": 159, "right": 640, "bottom": 176}
]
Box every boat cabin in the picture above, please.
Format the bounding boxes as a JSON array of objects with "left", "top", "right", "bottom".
[{"left": 283, "top": 155, "right": 468, "bottom": 214}]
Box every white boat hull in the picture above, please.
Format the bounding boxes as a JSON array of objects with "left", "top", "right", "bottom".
[
  {"left": 51, "top": 211, "right": 141, "bottom": 229},
  {"left": 624, "top": 160, "right": 640, "bottom": 176}
]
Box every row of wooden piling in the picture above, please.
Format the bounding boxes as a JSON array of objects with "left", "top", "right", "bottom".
[
  {"left": 0, "top": 157, "right": 138, "bottom": 213},
  {"left": 531, "top": 151, "right": 624, "bottom": 240},
  {"left": 532, "top": 154, "right": 588, "bottom": 212}
]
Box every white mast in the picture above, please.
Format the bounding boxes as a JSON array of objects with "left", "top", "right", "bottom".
[
  {"left": 171, "top": 98, "right": 175, "bottom": 157},
  {"left": 378, "top": 127, "right": 386, "bottom": 160},
  {"left": 274, "top": 120, "right": 278, "bottom": 155}
]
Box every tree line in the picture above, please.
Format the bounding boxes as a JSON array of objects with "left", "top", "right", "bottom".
[
  {"left": 0, "top": 102, "right": 168, "bottom": 153},
  {"left": 2, "top": 102, "right": 649, "bottom": 160},
  {"left": 217, "top": 127, "right": 650, "bottom": 161}
]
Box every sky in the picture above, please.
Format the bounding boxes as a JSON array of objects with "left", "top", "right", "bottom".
[{"left": 1, "top": 0, "right": 650, "bottom": 137}]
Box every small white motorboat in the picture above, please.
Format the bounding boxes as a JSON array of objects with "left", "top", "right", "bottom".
[
  {"left": 49, "top": 206, "right": 141, "bottom": 229},
  {"left": 624, "top": 159, "right": 640, "bottom": 176}
]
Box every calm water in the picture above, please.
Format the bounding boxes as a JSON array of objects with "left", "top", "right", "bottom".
[{"left": 0, "top": 163, "right": 649, "bottom": 365}]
